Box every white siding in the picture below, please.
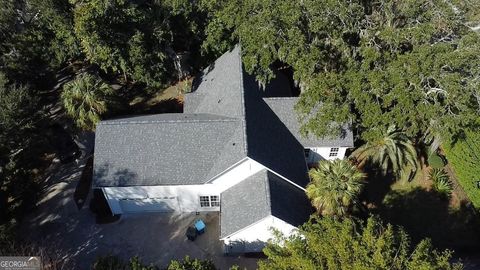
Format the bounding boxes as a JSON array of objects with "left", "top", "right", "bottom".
[
  {"left": 210, "top": 158, "right": 264, "bottom": 193},
  {"left": 307, "top": 147, "right": 348, "bottom": 163},
  {"left": 103, "top": 184, "right": 221, "bottom": 214},
  {"left": 222, "top": 215, "right": 297, "bottom": 253},
  {"left": 102, "top": 158, "right": 267, "bottom": 215}
]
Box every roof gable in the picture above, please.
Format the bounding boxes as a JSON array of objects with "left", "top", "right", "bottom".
[
  {"left": 220, "top": 170, "right": 271, "bottom": 238},
  {"left": 220, "top": 169, "right": 313, "bottom": 238}
]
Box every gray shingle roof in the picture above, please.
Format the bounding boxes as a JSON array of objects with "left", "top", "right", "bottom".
[
  {"left": 93, "top": 45, "right": 344, "bottom": 236},
  {"left": 220, "top": 169, "right": 313, "bottom": 238},
  {"left": 93, "top": 113, "right": 246, "bottom": 186},
  {"left": 94, "top": 44, "right": 352, "bottom": 190},
  {"left": 268, "top": 172, "right": 314, "bottom": 227},
  {"left": 220, "top": 170, "right": 271, "bottom": 238},
  {"left": 243, "top": 73, "right": 310, "bottom": 188},
  {"left": 263, "top": 98, "right": 354, "bottom": 148},
  {"left": 184, "top": 45, "right": 245, "bottom": 119}
]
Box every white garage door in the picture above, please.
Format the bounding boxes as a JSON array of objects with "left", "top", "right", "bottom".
[{"left": 120, "top": 197, "right": 179, "bottom": 213}]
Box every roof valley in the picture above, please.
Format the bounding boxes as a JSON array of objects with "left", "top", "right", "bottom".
[{"left": 237, "top": 46, "right": 249, "bottom": 156}]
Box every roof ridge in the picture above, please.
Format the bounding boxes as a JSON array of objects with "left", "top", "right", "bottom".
[
  {"left": 99, "top": 118, "right": 241, "bottom": 126},
  {"left": 263, "top": 97, "right": 298, "bottom": 100}
]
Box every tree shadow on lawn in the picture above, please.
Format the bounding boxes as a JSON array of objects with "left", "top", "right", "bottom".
[
  {"left": 359, "top": 168, "right": 396, "bottom": 207},
  {"left": 140, "top": 97, "right": 183, "bottom": 114},
  {"left": 371, "top": 187, "right": 480, "bottom": 252}
]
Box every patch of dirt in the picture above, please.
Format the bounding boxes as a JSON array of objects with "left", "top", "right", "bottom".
[
  {"left": 444, "top": 163, "right": 471, "bottom": 208},
  {"left": 127, "top": 79, "right": 191, "bottom": 115},
  {"left": 144, "top": 79, "right": 190, "bottom": 107}
]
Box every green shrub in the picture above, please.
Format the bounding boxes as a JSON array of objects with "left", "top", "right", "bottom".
[
  {"left": 428, "top": 168, "right": 448, "bottom": 182},
  {"left": 428, "top": 153, "right": 445, "bottom": 168},
  {"left": 166, "top": 256, "right": 217, "bottom": 270},
  {"left": 429, "top": 168, "right": 453, "bottom": 198},
  {"left": 181, "top": 78, "right": 192, "bottom": 94},
  {"left": 92, "top": 256, "right": 220, "bottom": 270},
  {"left": 443, "top": 131, "right": 480, "bottom": 208},
  {"left": 92, "top": 256, "right": 156, "bottom": 270}
]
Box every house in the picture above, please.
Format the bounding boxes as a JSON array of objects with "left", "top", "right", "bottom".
[{"left": 92, "top": 46, "right": 354, "bottom": 253}]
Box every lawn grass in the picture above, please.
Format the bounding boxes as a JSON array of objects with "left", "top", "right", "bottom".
[
  {"left": 362, "top": 167, "right": 480, "bottom": 252},
  {"left": 442, "top": 131, "right": 480, "bottom": 209}
]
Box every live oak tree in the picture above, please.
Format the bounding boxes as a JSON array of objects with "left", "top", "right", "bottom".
[
  {"left": 0, "top": 72, "right": 41, "bottom": 226},
  {"left": 0, "top": 0, "right": 79, "bottom": 82},
  {"left": 259, "top": 216, "right": 463, "bottom": 270},
  {"left": 72, "top": 0, "right": 209, "bottom": 87},
  {"left": 0, "top": 73, "right": 39, "bottom": 153},
  {"left": 72, "top": 0, "right": 171, "bottom": 86},
  {"left": 202, "top": 0, "right": 480, "bottom": 143}
]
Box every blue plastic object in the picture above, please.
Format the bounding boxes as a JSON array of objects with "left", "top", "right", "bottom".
[{"left": 194, "top": 219, "right": 206, "bottom": 234}]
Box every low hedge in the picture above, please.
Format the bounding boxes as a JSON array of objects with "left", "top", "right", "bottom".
[
  {"left": 443, "top": 131, "right": 480, "bottom": 208},
  {"left": 428, "top": 153, "right": 445, "bottom": 168}
]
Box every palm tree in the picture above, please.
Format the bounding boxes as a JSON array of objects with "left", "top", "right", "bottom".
[
  {"left": 351, "top": 125, "right": 418, "bottom": 178},
  {"left": 306, "top": 159, "right": 365, "bottom": 217},
  {"left": 62, "top": 73, "right": 113, "bottom": 130}
]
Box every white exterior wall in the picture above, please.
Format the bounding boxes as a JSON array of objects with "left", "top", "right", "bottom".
[
  {"left": 103, "top": 184, "right": 222, "bottom": 214},
  {"left": 222, "top": 215, "right": 297, "bottom": 253},
  {"left": 307, "top": 146, "right": 348, "bottom": 163},
  {"left": 102, "top": 157, "right": 266, "bottom": 215},
  {"left": 210, "top": 158, "right": 264, "bottom": 193}
]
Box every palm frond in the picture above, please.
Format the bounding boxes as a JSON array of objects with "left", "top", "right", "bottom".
[{"left": 307, "top": 159, "right": 365, "bottom": 217}]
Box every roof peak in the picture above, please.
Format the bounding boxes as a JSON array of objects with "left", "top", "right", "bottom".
[
  {"left": 98, "top": 113, "right": 238, "bottom": 126},
  {"left": 262, "top": 97, "right": 298, "bottom": 100}
]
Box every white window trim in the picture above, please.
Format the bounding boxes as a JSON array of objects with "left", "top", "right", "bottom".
[
  {"left": 199, "top": 195, "right": 220, "bottom": 208},
  {"left": 199, "top": 196, "right": 211, "bottom": 207},
  {"left": 329, "top": 147, "right": 339, "bottom": 157},
  {"left": 210, "top": 195, "right": 220, "bottom": 207}
]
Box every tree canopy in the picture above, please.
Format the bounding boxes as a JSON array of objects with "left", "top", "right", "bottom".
[
  {"left": 260, "top": 216, "right": 463, "bottom": 270},
  {"left": 92, "top": 255, "right": 221, "bottom": 270},
  {"left": 73, "top": 0, "right": 209, "bottom": 87},
  {"left": 202, "top": 0, "right": 480, "bottom": 142}
]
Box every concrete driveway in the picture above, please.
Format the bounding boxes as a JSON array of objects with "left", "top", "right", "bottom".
[
  {"left": 24, "top": 188, "right": 258, "bottom": 269},
  {"left": 21, "top": 133, "right": 258, "bottom": 269}
]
